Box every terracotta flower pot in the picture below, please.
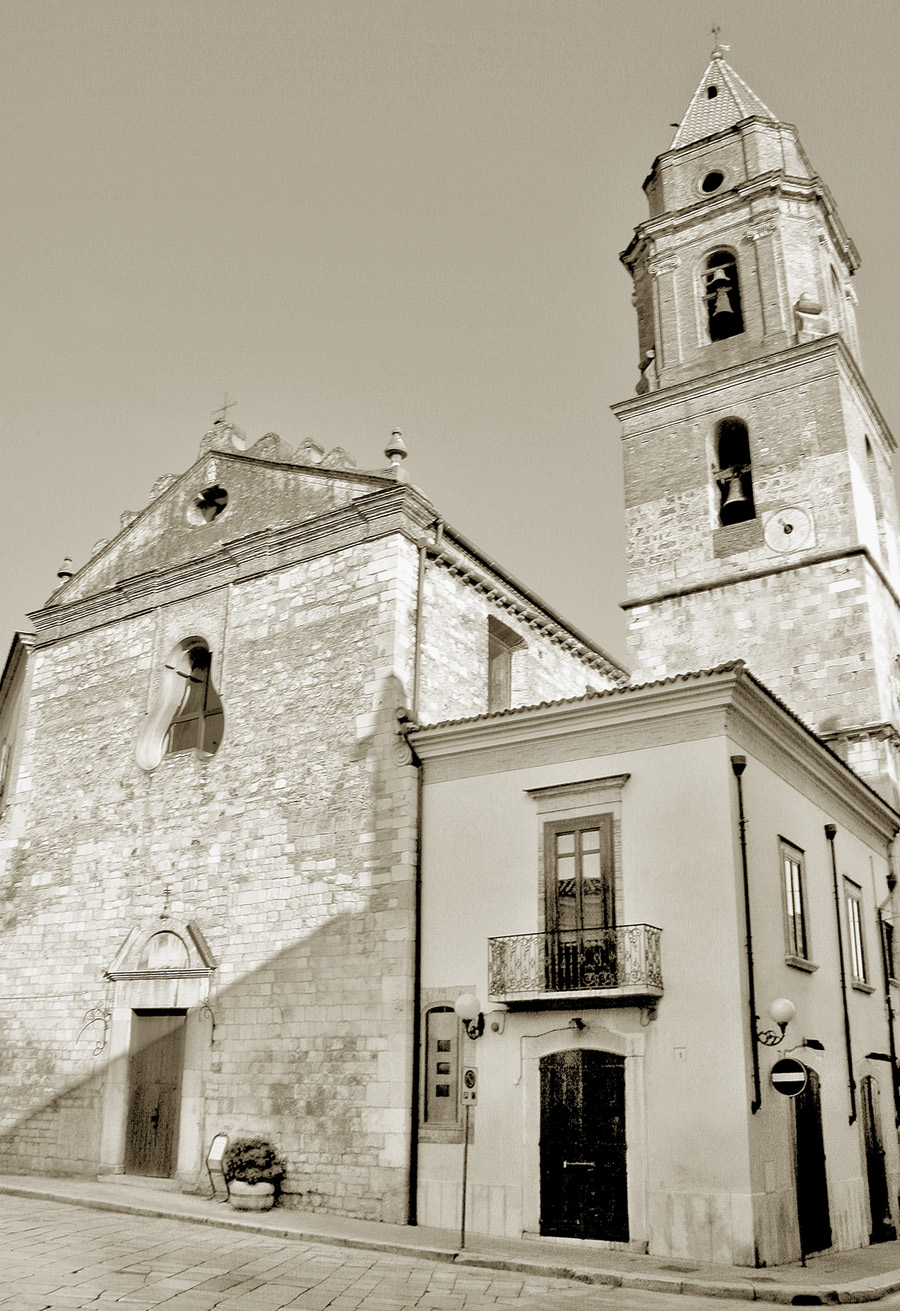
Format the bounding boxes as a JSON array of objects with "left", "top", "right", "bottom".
[{"left": 228, "top": 1180, "right": 276, "bottom": 1211}]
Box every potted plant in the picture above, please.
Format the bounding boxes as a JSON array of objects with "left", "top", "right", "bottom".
[{"left": 222, "top": 1137, "right": 286, "bottom": 1211}]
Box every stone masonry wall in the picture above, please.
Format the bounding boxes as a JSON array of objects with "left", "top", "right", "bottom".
[
  {"left": 0, "top": 507, "right": 614, "bottom": 1216},
  {"left": 0, "top": 532, "right": 420, "bottom": 1221},
  {"left": 622, "top": 349, "right": 857, "bottom": 602},
  {"left": 628, "top": 553, "right": 884, "bottom": 735},
  {"left": 417, "top": 559, "right": 619, "bottom": 725}
]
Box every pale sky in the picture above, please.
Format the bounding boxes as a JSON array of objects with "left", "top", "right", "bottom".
[{"left": 2, "top": 0, "right": 898, "bottom": 665}]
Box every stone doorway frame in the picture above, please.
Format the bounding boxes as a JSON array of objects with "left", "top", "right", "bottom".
[{"left": 100, "top": 918, "right": 216, "bottom": 1185}]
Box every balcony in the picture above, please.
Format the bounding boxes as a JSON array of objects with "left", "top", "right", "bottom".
[{"left": 488, "top": 924, "right": 663, "bottom": 1007}]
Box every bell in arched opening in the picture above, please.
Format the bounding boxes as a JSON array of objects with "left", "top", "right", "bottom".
[
  {"left": 704, "top": 252, "right": 744, "bottom": 341},
  {"left": 716, "top": 418, "right": 756, "bottom": 526}
]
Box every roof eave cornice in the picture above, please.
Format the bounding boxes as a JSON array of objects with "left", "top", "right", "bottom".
[
  {"left": 411, "top": 665, "right": 747, "bottom": 756},
  {"left": 730, "top": 672, "right": 900, "bottom": 840},
  {"left": 410, "top": 664, "right": 900, "bottom": 840},
  {"left": 429, "top": 528, "right": 628, "bottom": 680}
]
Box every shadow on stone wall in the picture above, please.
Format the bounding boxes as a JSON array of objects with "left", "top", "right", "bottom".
[
  {"left": 0, "top": 673, "right": 418, "bottom": 1225},
  {"left": 0, "top": 897, "right": 414, "bottom": 1223}
]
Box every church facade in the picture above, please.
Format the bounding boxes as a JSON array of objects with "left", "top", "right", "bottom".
[{"left": 0, "top": 423, "right": 623, "bottom": 1220}]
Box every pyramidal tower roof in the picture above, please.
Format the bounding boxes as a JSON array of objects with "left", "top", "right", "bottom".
[{"left": 671, "top": 47, "right": 776, "bottom": 149}]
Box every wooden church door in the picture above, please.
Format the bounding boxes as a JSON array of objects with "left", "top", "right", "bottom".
[
  {"left": 124, "top": 1010, "right": 186, "bottom": 1178},
  {"left": 539, "top": 1049, "right": 628, "bottom": 1241}
]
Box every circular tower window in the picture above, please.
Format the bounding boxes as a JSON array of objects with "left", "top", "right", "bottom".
[{"left": 701, "top": 170, "right": 725, "bottom": 194}]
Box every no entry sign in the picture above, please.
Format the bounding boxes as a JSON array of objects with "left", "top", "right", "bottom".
[{"left": 771, "top": 1058, "right": 808, "bottom": 1097}]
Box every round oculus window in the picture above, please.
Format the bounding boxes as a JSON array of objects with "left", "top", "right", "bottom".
[
  {"left": 187, "top": 484, "right": 229, "bottom": 526},
  {"left": 701, "top": 170, "right": 725, "bottom": 194}
]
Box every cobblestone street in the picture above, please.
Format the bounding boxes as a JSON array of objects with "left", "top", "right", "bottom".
[{"left": 0, "top": 1195, "right": 783, "bottom": 1311}]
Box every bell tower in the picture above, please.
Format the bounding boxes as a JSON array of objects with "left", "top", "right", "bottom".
[{"left": 613, "top": 46, "right": 900, "bottom": 800}]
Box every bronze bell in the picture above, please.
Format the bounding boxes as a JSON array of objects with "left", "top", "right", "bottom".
[
  {"left": 707, "top": 265, "right": 730, "bottom": 288},
  {"left": 711, "top": 288, "right": 734, "bottom": 316},
  {"left": 721, "top": 471, "right": 748, "bottom": 515}
]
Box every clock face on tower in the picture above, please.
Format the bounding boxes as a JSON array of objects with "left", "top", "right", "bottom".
[{"left": 763, "top": 507, "right": 814, "bottom": 553}]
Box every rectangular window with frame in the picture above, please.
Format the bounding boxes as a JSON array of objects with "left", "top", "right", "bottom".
[
  {"left": 882, "top": 918, "right": 897, "bottom": 984},
  {"left": 845, "top": 880, "right": 867, "bottom": 983},
  {"left": 487, "top": 616, "right": 525, "bottom": 713},
  {"left": 781, "top": 840, "right": 810, "bottom": 963},
  {"left": 544, "top": 814, "right": 616, "bottom": 990}
]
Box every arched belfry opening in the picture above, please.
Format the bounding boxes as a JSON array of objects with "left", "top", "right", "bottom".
[
  {"left": 704, "top": 251, "right": 744, "bottom": 341},
  {"left": 715, "top": 419, "right": 755, "bottom": 525}
]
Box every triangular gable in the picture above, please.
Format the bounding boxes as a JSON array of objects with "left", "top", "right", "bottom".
[{"left": 50, "top": 451, "right": 394, "bottom": 606}]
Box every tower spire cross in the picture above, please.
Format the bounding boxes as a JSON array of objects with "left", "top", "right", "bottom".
[
  {"left": 710, "top": 24, "right": 730, "bottom": 56},
  {"left": 212, "top": 392, "right": 237, "bottom": 424}
]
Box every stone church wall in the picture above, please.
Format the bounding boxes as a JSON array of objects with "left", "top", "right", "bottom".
[
  {"left": 0, "top": 533, "right": 420, "bottom": 1220},
  {"left": 417, "top": 558, "right": 615, "bottom": 726}
]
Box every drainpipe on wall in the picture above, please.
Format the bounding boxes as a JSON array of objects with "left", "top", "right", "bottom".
[
  {"left": 731, "top": 756, "right": 762, "bottom": 1115},
  {"left": 405, "top": 736, "right": 423, "bottom": 1226},
  {"left": 825, "top": 823, "right": 857, "bottom": 1125},
  {"left": 405, "top": 519, "right": 442, "bottom": 1225}
]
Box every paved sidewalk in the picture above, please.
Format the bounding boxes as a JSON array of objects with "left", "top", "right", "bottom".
[{"left": 2, "top": 1174, "right": 900, "bottom": 1305}]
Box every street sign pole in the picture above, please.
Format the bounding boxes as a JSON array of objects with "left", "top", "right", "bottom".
[
  {"left": 769, "top": 1057, "right": 808, "bottom": 1267},
  {"left": 460, "top": 1102, "right": 470, "bottom": 1250},
  {"left": 459, "top": 1066, "right": 477, "bottom": 1251}
]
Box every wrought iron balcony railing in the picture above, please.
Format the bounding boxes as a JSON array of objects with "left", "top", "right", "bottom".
[{"left": 488, "top": 924, "right": 662, "bottom": 1001}]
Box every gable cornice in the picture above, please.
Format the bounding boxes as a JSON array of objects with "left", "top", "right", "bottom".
[{"left": 28, "top": 484, "right": 436, "bottom": 643}]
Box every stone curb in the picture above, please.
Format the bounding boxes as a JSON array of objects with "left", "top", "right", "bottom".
[{"left": 3, "top": 1181, "right": 900, "bottom": 1305}]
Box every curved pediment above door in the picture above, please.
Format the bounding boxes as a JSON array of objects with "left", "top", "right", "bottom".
[{"left": 106, "top": 918, "right": 217, "bottom": 982}]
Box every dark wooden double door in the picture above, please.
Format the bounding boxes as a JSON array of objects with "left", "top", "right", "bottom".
[
  {"left": 540, "top": 1049, "right": 628, "bottom": 1241},
  {"left": 124, "top": 1010, "right": 186, "bottom": 1178}
]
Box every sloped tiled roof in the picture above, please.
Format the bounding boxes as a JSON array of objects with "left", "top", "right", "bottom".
[
  {"left": 415, "top": 661, "right": 749, "bottom": 732},
  {"left": 409, "top": 661, "right": 900, "bottom": 822},
  {"left": 671, "top": 51, "right": 776, "bottom": 149}
]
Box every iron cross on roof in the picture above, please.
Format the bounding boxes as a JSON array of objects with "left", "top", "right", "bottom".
[{"left": 212, "top": 392, "right": 237, "bottom": 423}]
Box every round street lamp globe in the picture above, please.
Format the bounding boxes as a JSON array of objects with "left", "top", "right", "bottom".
[
  {"left": 768, "top": 997, "right": 796, "bottom": 1028},
  {"left": 454, "top": 993, "right": 482, "bottom": 1022}
]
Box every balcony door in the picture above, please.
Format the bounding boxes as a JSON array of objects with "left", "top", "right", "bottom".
[{"left": 544, "top": 816, "right": 615, "bottom": 990}]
